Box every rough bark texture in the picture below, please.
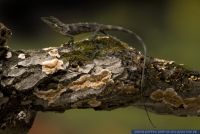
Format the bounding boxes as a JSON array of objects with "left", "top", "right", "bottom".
[{"left": 1, "top": 23, "right": 200, "bottom": 133}]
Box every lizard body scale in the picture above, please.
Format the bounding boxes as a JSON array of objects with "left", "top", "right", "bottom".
[{"left": 41, "top": 16, "right": 155, "bottom": 128}]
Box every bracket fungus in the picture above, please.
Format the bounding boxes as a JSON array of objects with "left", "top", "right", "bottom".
[
  {"left": 69, "top": 69, "right": 114, "bottom": 91},
  {"left": 41, "top": 58, "right": 64, "bottom": 74},
  {"left": 150, "top": 88, "right": 184, "bottom": 108}
]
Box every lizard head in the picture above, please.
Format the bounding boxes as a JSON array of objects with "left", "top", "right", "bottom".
[{"left": 41, "top": 16, "right": 69, "bottom": 36}]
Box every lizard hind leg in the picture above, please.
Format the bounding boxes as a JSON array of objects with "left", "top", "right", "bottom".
[{"left": 68, "top": 36, "right": 75, "bottom": 45}]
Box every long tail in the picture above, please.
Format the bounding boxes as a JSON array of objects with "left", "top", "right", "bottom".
[{"left": 107, "top": 25, "right": 156, "bottom": 128}]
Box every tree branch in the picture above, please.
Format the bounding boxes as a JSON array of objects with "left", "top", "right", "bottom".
[{"left": 1, "top": 23, "right": 200, "bottom": 133}]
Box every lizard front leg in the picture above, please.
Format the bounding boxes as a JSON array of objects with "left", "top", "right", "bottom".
[
  {"left": 89, "top": 26, "right": 106, "bottom": 40},
  {"left": 65, "top": 34, "right": 75, "bottom": 45}
]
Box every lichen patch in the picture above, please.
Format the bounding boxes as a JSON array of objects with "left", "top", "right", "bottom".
[
  {"left": 69, "top": 69, "right": 113, "bottom": 91},
  {"left": 94, "top": 57, "right": 124, "bottom": 78},
  {"left": 8, "top": 68, "right": 26, "bottom": 77},
  {"left": 41, "top": 58, "right": 64, "bottom": 74},
  {"left": 78, "top": 63, "right": 94, "bottom": 74},
  {"left": 94, "top": 57, "right": 120, "bottom": 66},
  {"left": 34, "top": 87, "right": 66, "bottom": 105}
]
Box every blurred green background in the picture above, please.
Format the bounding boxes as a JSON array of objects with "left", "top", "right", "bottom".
[{"left": 1, "top": 0, "right": 200, "bottom": 133}]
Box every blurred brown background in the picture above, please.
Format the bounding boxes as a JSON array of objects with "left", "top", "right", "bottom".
[{"left": 1, "top": 0, "right": 200, "bottom": 134}]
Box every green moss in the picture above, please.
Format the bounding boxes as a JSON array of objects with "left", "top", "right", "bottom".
[{"left": 61, "top": 36, "right": 129, "bottom": 63}]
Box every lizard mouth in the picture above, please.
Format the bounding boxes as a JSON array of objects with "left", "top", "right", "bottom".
[{"left": 41, "top": 16, "right": 66, "bottom": 34}]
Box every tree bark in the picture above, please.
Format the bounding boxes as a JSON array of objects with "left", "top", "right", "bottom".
[{"left": 1, "top": 23, "right": 200, "bottom": 133}]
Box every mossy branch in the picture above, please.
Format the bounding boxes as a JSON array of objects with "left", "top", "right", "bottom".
[{"left": 1, "top": 23, "right": 200, "bottom": 133}]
